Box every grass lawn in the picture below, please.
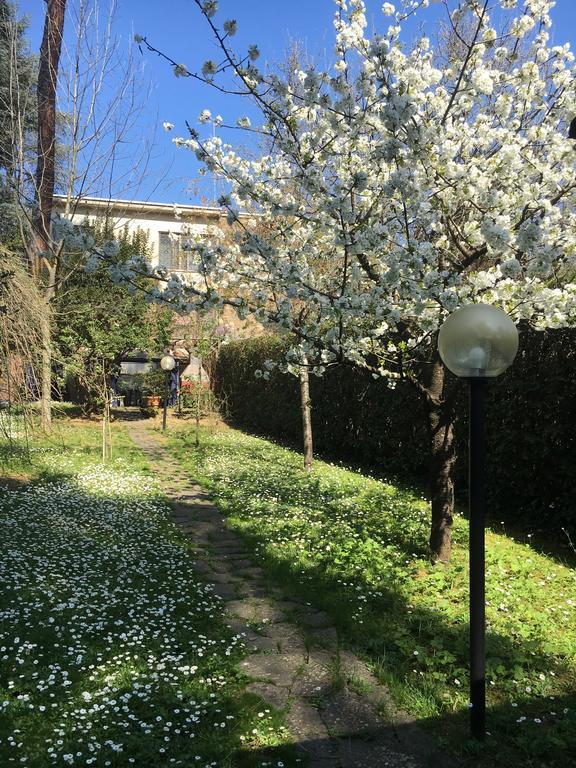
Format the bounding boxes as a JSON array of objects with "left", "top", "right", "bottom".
[
  {"left": 0, "top": 421, "right": 298, "bottom": 768},
  {"left": 165, "top": 423, "right": 576, "bottom": 768}
]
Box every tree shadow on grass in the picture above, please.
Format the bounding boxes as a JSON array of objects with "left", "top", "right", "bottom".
[
  {"left": 221, "top": 418, "right": 576, "bottom": 570},
  {"left": 486, "top": 519, "right": 576, "bottom": 569},
  {"left": 220, "top": 417, "right": 431, "bottom": 496},
  {"left": 238, "top": 689, "right": 576, "bottom": 768},
  {"left": 232, "top": 532, "right": 576, "bottom": 768},
  {"left": 168, "top": 435, "right": 574, "bottom": 768}
]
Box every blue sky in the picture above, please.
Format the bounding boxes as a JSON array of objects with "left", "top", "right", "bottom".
[{"left": 17, "top": 0, "right": 576, "bottom": 205}]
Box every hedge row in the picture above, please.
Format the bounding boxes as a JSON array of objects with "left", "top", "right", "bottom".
[{"left": 213, "top": 330, "right": 576, "bottom": 535}]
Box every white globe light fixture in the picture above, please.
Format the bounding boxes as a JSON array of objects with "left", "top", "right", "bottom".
[
  {"left": 160, "top": 354, "right": 176, "bottom": 431},
  {"left": 160, "top": 354, "right": 176, "bottom": 372},
  {"left": 438, "top": 304, "right": 519, "bottom": 378},
  {"left": 438, "top": 303, "right": 518, "bottom": 742}
]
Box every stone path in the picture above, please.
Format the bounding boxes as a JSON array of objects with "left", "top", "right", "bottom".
[{"left": 128, "top": 423, "right": 460, "bottom": 768}]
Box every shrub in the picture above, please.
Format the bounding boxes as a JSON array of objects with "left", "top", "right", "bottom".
[{"left": 213, "top": 329, "right": 576, "bottom": 536}]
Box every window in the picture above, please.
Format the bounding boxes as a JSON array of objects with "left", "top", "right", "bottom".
[{"left": 158, "top": 232, "right": 201, "bottom": 272}]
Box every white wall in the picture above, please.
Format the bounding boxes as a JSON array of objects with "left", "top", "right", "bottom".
[{"left": 54, "top": 197, "right": 223, "bottom": 273}]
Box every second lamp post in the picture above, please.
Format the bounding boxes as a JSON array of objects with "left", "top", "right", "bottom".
[
  {"left": 160, "top": 353, "right": 176, "bottom": 432},
  {"left": 438, "top": 303, "right": 519, "bottom": 740}
]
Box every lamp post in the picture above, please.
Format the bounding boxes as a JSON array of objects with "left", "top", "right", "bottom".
[
  {"left": 160, "top": 354, "right": 176, "bottom": 432},
  {"left": 438, "top": 304, "right": 519, "bottom": 741}
]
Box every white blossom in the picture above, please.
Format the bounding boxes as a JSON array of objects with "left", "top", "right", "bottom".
[
  {"left": 141, "top": 0, "right": 576, "bottom": 379},
  {"left": 202, "top": 60, "right": 218, "bottom": 77},
  {"left": 202, "top": 0, "right": 218, "bottom": 18},
  {"left": 223, "top": 18, "right": 237, "bottom": 36},
  {"left": 173, "top": 63, "right": 188, "bottom": 77}
]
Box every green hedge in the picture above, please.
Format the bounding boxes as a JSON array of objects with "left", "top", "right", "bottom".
[{"left": 213, "top": 330, "right": 576, "bottom": 535}]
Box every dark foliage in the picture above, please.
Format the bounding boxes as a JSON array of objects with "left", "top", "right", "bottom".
[
  {"left": 214, "top": 328, "right": 576, "bottom": 536},
  {"left": 54, "top": 222, "right": 172, "bottom": 414}
]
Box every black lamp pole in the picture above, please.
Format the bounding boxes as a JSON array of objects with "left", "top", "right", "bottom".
[
  {"left": 439, "top": 303, "right": 519, "bottom": 743},
  {"left": 162, "top": 370, "right": 170, "bottom": 432},
  {"left": 469, "top": 377, "right": 486, "bottom": 740}
]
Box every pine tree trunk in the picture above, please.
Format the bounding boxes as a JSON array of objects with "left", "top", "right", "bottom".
[
  {"left": 421, "top": 354, "right": 457, "bottom": 563},
  {"left": 299, "top": 364, "right": 313, "bottom": 472},
  {"left": 31, "top": 0, "right": 66, "bottom": 263},
  {"left": 32, "top": 0, "right": 66, "bottom": 430}
]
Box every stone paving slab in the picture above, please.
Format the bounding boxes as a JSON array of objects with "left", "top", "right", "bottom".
[
  {"left": 246, "top": 634, "right": 282, "bottom": 652},
  {"left": 240, "top": 653, "right": 300, "bottom": 688},
  {"left": 236, "top": 566, "right": 266, "bottom": 579},
  {"left": 246, "top": 682, "right": 291, "bottom": 710},
  {"left": 225, "top": 598, "right": 287, "bottom": 624},
  {"left": 210, "top": 582, "right": 240, "bottom": 600},
  {"left": 285, "top": 701, "right": 341, "bottom": 763},
  {"left": 320, "top": 689, "right": 385, "bottom": 737},
  {"left": 224, "top": 617, "right": 261, "bottom": 641},
  {"left": 307, "top": 625, "right": 339, "bottom": 649},
  {"left": 234, "top": 584, "right": 270, "bottom": 600},
  {"left": 295, "top": 609, "right": 334, "bottom": 628},
  {"left": 221, "top": 557, "right": 253, "bottom": 568},
  {"left": 127, "top": 422, "right": 460, "bottom": 768},
  {"left": 263, "top": 626, "right": 307, "bottom": 655},
  {"left": 338, "top": 739, "right": 422, "bottom": 768}
]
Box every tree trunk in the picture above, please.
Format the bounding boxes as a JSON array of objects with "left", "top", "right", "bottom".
[
  {"left": 32, "top": 0, "right": 66, "bottom": 263},
  {"left": 420, "top": 354, "right": 458, "bottom": 563},
  {"left": 195, "top": 356, "right": 202, "bottom": 447},
  {"left": 32, "top": 0, "right": 66, "bottom": 430},
  {"left": 39, "top": 267, "right": 56, "bottom": 430},
  {"left": 39, "top": 307, "right": 52, "bottom": 430},
  {"left": 299, "top": 364, "right": 313, "bottom": 472}
]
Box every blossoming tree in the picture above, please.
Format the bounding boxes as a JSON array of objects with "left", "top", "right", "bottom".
[{"left": 137, "top": 0, "right": 576, "bottom": 562}]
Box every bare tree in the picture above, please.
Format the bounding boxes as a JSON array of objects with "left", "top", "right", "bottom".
[
  {"left": 56, "top": 0, "right": 157, "bottom": 211},
  {"left": 4, "top": 0, "right": 159, "bottom": 430}
]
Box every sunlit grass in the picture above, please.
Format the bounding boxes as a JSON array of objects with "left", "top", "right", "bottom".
[
  {"left": 167, "top": 424, "right": 576, "bottom": 768},
  {"left": 0, "top": 421, "right": 299, "bottom": 767}
]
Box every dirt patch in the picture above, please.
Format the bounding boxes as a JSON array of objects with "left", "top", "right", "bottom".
[{"left": 0, "top": 474, "right": 31, "bottom": 490}]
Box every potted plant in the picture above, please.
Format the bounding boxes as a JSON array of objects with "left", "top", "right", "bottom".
[{"left": 141, "top": 368, "right": 165, "bottom": 408}]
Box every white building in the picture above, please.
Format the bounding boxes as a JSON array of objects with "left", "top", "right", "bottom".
[
  {"left": 52, "top": 195, "right": 261, "bottom": 389},
  {"left": 52, "top": 194, "right": 229, "bottom": 278}
]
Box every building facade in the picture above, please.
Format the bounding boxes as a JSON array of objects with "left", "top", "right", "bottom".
[
  {"left": 52, "top": 195, "right": 228, "bottom": 279},
  {"left": 52, "top": 195, "right": 260, "bottom": 397}
]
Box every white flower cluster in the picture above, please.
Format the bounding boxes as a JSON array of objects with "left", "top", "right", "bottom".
[
  {"left": 223, "top": 19, "right": 237, "bottom": 36},
  {"left": 151, "top": 0, "right": 576, "bottom": 379},
  {"left": 0, "top": 458, "right": 246, "bottom": 765}
]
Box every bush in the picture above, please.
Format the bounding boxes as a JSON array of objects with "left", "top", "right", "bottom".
[
  {"left": 139, "top": 405, "right": 158, "bottom": 419},
  {"left": 141, "top": 368, "right": 166, "bottom": 396},
  {"left": 213, "top": 329, "right": 576, "bottom": 536},
  {"left": 179, "top": 380, "right": 219, "bottom": 415}
]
